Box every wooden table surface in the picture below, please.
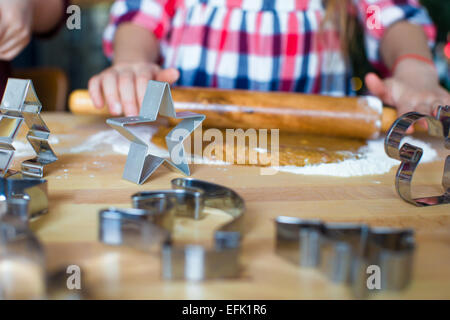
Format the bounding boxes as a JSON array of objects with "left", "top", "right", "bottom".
[{"left": 13, "top": 113, "right": 450, "bottom": 299}]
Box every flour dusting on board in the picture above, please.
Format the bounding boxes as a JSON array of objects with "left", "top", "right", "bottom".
[
  {"left": 68, "top": 129, "right": 438, "bottom": 177},
  {"left": 68, "top": 126, "right": 167, "bottom": 158},
  {"left": 13, "top": 136, "right": 60, "bottom": 157},
  {"left": 68, "top": 128, "right": 228, "bottom": 165},
  {"left": 275, "top": 137, "right": 437, "bottom": 177}
]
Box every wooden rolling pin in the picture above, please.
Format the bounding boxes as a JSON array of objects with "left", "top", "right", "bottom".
[{"left": 69, "top": 88, "right": 397, "bottom": 140}]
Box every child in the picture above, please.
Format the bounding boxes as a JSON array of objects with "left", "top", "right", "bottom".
[
  {"left": 0, "top": 0, "right": 69, "bottom": 97},
  {"left": 89, "top": 0, "right": 449, "bottom": 118}
]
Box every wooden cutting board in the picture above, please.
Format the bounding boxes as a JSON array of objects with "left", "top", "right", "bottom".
[{"left": 7, "top": 112, "right": 449, "bottom": 299}]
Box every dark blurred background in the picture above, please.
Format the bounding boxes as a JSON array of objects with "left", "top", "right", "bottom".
[{"left": 12, "top": 0, "right": 450, "bottom": 110}]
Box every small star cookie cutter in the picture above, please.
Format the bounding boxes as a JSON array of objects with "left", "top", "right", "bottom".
[
  {"left": 385, "top": 105, "right": 449, "bottom": 206},
  {"left": 0, "top": 78, "right": 58, "bottom": 179},
  {"left": 275, "top": 216, "right": 415, "bottom": 297},
  {"left": 107, "top": 81, "right": 205, "bottom": 184},
  {"left": 99, "top": 178, "right": 245, "bottom": 281}
]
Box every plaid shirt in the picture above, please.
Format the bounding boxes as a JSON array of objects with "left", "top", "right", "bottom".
[{"left": 103, "top": 0, "right": 435, "bottom": 96}]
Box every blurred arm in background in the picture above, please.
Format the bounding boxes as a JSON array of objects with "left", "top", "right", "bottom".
[
  {"left": 0, "top": 0, "right": 66, "bottom": 61},
  {"left": 353, "top": 0, "right": 449, "bottom": 116},
  {"left": 366, "top": 21, "right": 450, "bottom": 117}
]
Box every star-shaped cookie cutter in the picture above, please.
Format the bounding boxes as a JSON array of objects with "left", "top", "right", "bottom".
[
  {"left": 0, "top": 78, "right": 58, "bottom": 178},
  {"left": 107, "top": 81, "right": 205, "bottom": 184},
  {"left": 385, "top": 105, "right": 449, "bottom": 206}
]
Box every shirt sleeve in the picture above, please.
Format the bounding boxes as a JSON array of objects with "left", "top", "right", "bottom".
[
  {"left": 353, "top": 0, "right": 436, "bottom": 71},
  {"left": 103, "top": 0, "right": 176, "bottom": 60}
]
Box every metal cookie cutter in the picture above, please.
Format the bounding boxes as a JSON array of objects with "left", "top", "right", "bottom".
[
  {"left": 361, "top": 227, "right": 414, "bottom": 291},
  {"left": 107, "top": 81, "right": 205, "bottom": 184},
  {"left": 0, "top": 191, "right": 75, "bottom": 300},
  {"left": 99, "top": 178, "right": 245, "bottom": 280},
  {"left": 0, "top": 78, "right": 58, "bottom": 178},
  {"left": 0, "top": 216, "right": 47, "bottom": 299},
  {"left": 0, "top": 217, "right": 83, "bottom": 300},
  {"left": 275, "top": 216, "right": 415, "bottom": 295},
  {"left": 385, "top": 105, "right": 449, "bottom": 206},
  {"left": 0, "top": 173, "right": 49, "bottom": 221}
]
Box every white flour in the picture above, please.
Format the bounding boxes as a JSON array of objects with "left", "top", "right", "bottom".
[
  {"left": 275, "top": 137, "right": 438, "bottom": 177},
  {"left": 66, "top": 129, "right": 439, "bottom": 177},
  {"left": 67, "top": 128, "right": 229, "bottom": 165},
  {"left": 68, "top": 127, "right": 168, "bottom": 158},
  {"left": 13, "top": 136, "right": 60, "bottom": 158}
]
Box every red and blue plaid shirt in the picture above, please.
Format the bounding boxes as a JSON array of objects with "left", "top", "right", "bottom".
[{"left": 103, "top": 0, "right": 435, "bottom": 96}]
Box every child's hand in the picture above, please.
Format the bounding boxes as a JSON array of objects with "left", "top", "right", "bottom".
[
  {"left": 88, "top": 62, "right": 180, "bottom": 116},
  {"left": 365, "top": 59, "right": 450, "bottom": 118},
  {"left": 0, "top": 0, "right": 33, "bottom": 61}
]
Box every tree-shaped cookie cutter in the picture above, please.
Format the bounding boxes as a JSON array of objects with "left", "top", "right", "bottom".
[
  {"left": 384, "top": 105, "right": 449, "bottom": 206},
  {"left": 0, "top": 78, "right": 58, "bottom": 178},
  {"left": 99, "top": 178, "right": 245, "bottom": 281}
]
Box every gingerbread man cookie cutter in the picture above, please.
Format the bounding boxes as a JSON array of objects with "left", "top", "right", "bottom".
[{"left": 385, "top": 105, "right": 449, "bottom": 206}]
